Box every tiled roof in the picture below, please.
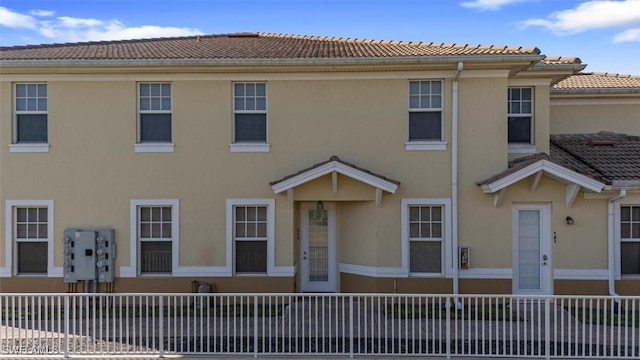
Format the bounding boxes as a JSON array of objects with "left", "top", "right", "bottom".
[
  {"left": 478, "top": 132, "right": 640, "bottom": 188},
  {"left": 553, "top": 72, "right": 640, "bottom": 90},
  {"left": 550, "top": 132, "right": 640, "bottom": 185},
  {"left": 542, "top": 56, "right": 582, "bottom": 65},
  {"left": 0, "top": 32, "right": 541, "bottom": 61}
]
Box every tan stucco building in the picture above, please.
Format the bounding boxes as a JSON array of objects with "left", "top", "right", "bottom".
[{"left": 0, "top": 33, "right": 638, "bottom": 295}]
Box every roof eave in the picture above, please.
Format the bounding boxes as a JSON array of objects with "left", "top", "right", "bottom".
[
  {"left": 551, "top": 88, "right": 640, "bottom": 95},
  {"left": 0, "top": 54, "right": 544, "bottom": 68}
]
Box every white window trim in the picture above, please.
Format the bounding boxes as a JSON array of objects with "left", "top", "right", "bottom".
[
  {"left": 232, "top": 82, "right": 270, "bottom": 152},
  {"left": 134, "top": 143, "right": 175, "bottom": 153},
  {"left": 137, "top": 82, "right": 173, "bottom": 146},
  {"left": 401, "top": 198, "right": 452, "bottom": 278},
  {"left": 13, "top": 83, "right": 49, "bottom": 152},
  {"left": 226, "top": 199, "right": 277, "bottom": 276},
  {"left": 229, "top": 143, "right": 271, "bottom": 153},
  {"left": 616, "top": 199, "right": 640, "bottom": 279},
  {"left": 407, "top": 80, "right": 444, "bottom": 149},
  {"left": 9, "top": 143, "right": 50, "bottom": 153},
  {"left": 508, "top": 87, "right": 534, "bottom": 146},
  {"left": 122, "top": 199, "right": 179, "bottom": 277},
  {"left": 3, "top": 200, "right": 58, "bottom": 277}
]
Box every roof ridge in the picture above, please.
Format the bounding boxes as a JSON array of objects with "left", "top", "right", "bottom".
[{"left": 256, "top": 32, "right": 540, "bottom": 53}]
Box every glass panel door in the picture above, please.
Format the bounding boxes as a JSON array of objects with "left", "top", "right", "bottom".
[
  {"left": 308, "top": 209, "right": 328, "bottom": 282},
  {"left": 300, "top": 203, "right": 336, "bottom": 292}
]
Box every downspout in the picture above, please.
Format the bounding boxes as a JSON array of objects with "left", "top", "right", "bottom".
[
  {"left": 452, "top": 62, "right": 463, "bottom": 308},
  {"left": 607, "top": 189, "right": 626, "bottom": 298}
]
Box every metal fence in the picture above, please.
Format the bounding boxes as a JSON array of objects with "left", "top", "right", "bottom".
[{"left": 1, "top": 293, "right": 639, "bottom": 358}]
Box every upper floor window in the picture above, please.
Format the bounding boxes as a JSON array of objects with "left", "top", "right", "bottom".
[
  {"left": 408, "top": 80, "right": 442, "bottom": 142},
  {"left": 620, "top": 205, "right": 640, "bottom": 275},
  {"left": 15, "top": 84, "right": 47, "bottom": 144},
  {"left": 508, "top": 87, "right": 533, "bottom": 144},
  {"left": 234, "top": 83, "right": 267, "bottom": 143},
  {"left": 139, "top": 83, "right": 172, "bottom": 143}
]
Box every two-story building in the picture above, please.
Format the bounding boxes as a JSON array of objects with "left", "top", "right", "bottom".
[{"left": 0, "top": 33, "right": 638, "bottom": 295}]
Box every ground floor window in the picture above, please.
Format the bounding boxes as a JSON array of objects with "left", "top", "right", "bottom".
[
  {"left": 401, "top": 198, "right": 451, "bottom": 276},
  {"left": 620, "top": 205, "right": 640, "bottom": 275},
  {"left": 130, "top": 199, "right": 179, "bottom": 276},
  {"left": 227, "top": 199, "right": 275, "bottom": 275},
  {"left": 5, "top": 200, "right": 54, "bottom": 276}
]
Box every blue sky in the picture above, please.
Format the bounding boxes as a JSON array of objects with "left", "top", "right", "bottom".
[{"left": 1, "top": 0, "right": 639, "bottom": 74}]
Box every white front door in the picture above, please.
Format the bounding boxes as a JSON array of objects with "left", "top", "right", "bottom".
[
  {"left": 300, "top": 202, "right": 337, "bottom": 292},
  {"left": 512, "top": 204, "right": 552, "bottom": 295}
]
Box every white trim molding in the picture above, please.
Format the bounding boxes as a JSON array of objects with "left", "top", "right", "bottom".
[
  {"left": 229, "top": 143, "right": 271, "bottom": 153},
  {"left": 405, "top": 141, "right": 447, "bottom": 151},
  {"left": 553, "top": 269, "right": 608, "bottom": 280},
  {"left": 272, "top": 160, "right": 399, "bottom": 194},
  {"left": 9, "top": 144, "right": 50, "bottom": 153},
  {"left": 134, "top": 143, "right": 175, "bottom": 153},
  {"left": 122, "top": 199, "right": 179, "bottom": 278},
  {"left": 481, "top": 159, "right": 605, "bottom": 194},
  {"left": 3, "top": 200, "right": 57, "bottom": 277},
  {"left": 459, "top": 268, "right": 512, "bottom": 279},
  {"left": 508, "top": 144, "right": 537, "bottom": 154},
  {"left": 339, "top": 263, "right": 406, "bottom": 278}
]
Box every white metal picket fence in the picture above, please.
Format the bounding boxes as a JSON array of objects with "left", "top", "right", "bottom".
[{"left": 1, "top": 293, "right": 639, "bottom": 358}]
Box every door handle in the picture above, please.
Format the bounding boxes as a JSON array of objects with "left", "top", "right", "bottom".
[
  {"left": 542, "top": 254, "right": 548, "bottom": 265},
  {"left": 303, "top": 251, "right": 307, "bottom": 260}
]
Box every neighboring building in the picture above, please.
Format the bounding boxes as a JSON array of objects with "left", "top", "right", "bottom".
[{"left": 0, "top": 33, "right": 638, "bottom": 295}]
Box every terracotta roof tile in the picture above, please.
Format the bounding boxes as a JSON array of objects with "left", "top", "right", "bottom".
[
  {"left": 550, "top": 132, "right": 640, "bottom": 185},
  {"left": 543, "top": 56, "right": 582, "bottom": 65},
  {"left": 478, "top": 132, "right": 640, "bottom": 187},
  {"left": 553, "top": 72, "right": 640, "bottom": 90},
  {"left": 0, "top": 32, "right": 541, "bottom": 61}
]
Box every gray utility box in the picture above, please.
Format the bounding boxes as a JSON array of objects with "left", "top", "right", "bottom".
[{"left": 63, "top": 228, "right": 116, "bottom": 284}]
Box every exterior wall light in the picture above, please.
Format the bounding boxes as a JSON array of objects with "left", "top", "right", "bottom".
[{"left": 566, "top": 216, "right": 574, "bottom": 225}]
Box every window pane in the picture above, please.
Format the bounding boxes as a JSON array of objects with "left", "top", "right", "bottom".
[
  {"left": 150, "top": 98, "right": 161, "bottom": 110},
  {"left": 621, "top": 242, "right": 640, "bottom": 274},
  {"left": 409, "top": 81, "right": 419, "bottom": 95},
  {"left": 28, "top": 208, "right": 38, "bottom": 222},
  {"left": 255, "top": 83, "right": 266, "bottom": 96},
  {"left": 140, "top": 207, "right": 150, "bottom": 221},
  {"left": 521, "top": 88, "right": 532, "bottom": 100},
  {"left": 410, "top": 241, "right": 441, "bottom": 273},
  {"left": 140, "top": 84, "right": 150, "bottom": 96},
  {"left": 509, "top": 88, "right": 520, "bottom": 101},
  {"left": 421, "top": 223, "right": 431, "bottom": 237},
  {"left": 234, "top": 98, "right": 244, "bottom": 111},
  {"left": 161, "top": 98, "right": 171, "bottom": 111},
  {"left": 257, "top": 222, "right": 267, "bottom": 237},
  {"left": 247, "top": 223, "right": 256, "bottom": 237},
  {"left": 508, "top": 116, "right": 532, "bottom": 143},
  {"left": 16, "top": 99, "right": 26, "bottom": 111},
  {"left": 161, "top": 83, "right": 171, "bottom": 96},
  {"left": 431, "top": 95, "right": 442, "bottom": 108},
  {"left": 38, "top": 98, "right": 47, "bottom": 111},
  {"left": 432, "top": 223, "right": 442, "bottom": 238},
  {"left": 140, "top": 223, "right": 150, "bottom": 238},
  {"left": 236, "top": 240, "right": 267, "bottom": 273},
  {"left": 432, "top": 207, "right": 442, "bottom": 221},
  {"left": 38, "top": 224, "right": 48, "bottom": 238},
  {"left": 16, "top": 224, "right": 27, "bottom": 238},
  {"left": 420, "top": 81, "right": 431, "bottom": 94},
  {"left": 256, "top": 97, "right": 266, "bottom": 110},
  {"left": 409, "top": 207, "right": 420, "bottom": 221},
  {"left": 633, "top": 223, "right": 640, "bottom": 238},
  {"left": 151, "top": 207, "right": 161, "bottom": 221},
  {"left": 409, "top": 111, "right": 441, "bottom": 141},
  {"left": 235, "top": 223, "right": 246, "bottom": 237},
  {"left": 17, "top": 114, "right": 48, "bottom": 143},
  {"left": 420, "top": 207, "right": 430, "bottom": 221},
  {"left": 245, "top": 98, "right": 256, "bottom": 111},
  {"left": 431, "top": 81, "right": 442, "bottom": 94},
  {"left": 409, "top": 95, "right": 419, "bottom": 109},
  {"left": 27, "top": 84, "right": 37, "bottom": 97},
  {"left": 420, "top": 95, "right": 430, "bottom": 108},
  {"left": 409, "top": 223, "right": 419, "bottom": 238},
  {"left": 16, "top": 84, "right": 26, "bottom": 97},
  {"left": 141, "top": 241, "right": 172, "bottom": 273},
  {"left": 16, "top": 208, "right": 27, "bottom": 222},
  {"left": 247, "top": 207, "right": 256, "bottom": 221},
  {"left": 140, "top": 114, "right": 172, "bottom": 142},
  {"left": 18, "top": 242, "right": 48, "bottom": 274},
  {"left": 632, "top": 207, "right": 640, "bottom": 221},
  {"left": 234, "top": 83, "right": 244, "bottom": 96},
  {"left": 151, "top": 223, "right": 161, "bottom": 238},
  {"left": 521, "top": 101, "right": 532, "bottom": 114},
  {"left": 38, "top": 207, "right": 48, "bottom": 222},
  {"left": 162, "top": 207, "right": 171, "bottom": 221},
  {"left": 235, "top": 113, "right": 267, "bottom": 142},
  {"left": 246, "top": 83, "right": 255, "bottom": 96},
  {"left": 150, "top": 84, "right": 161, "bottom": 96},
  {"left": 621, "top": 206, "right": 630, "bottom": 221},
  {"left": 161, "top": 223, "right": 171, "bottom": 238},
  {"left": 235, "top": 207, "right": 246, "bottom": 221},
  {"left": 257, "top": 206, "right": 267, "bottom": 221}
]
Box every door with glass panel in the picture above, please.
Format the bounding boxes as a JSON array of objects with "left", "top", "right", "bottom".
[
  {"left": 512, "top": 204, "right": 552, "bottom": 295},
  {"left": 300, "top": 202, "right": 336, "bottom": 292}
]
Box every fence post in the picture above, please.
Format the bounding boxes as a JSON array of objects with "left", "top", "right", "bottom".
[
  {"left": 545, "top": 296, "right": 551, "bottom": 360},
  {"left": 63, "top": 295, "right": 69, "bottom": 358},
  {"left": 254, "top": 295, "right": 259, "bottom": 358},
  {"left": 158, "top": 296, "right": 164, "bottom": 358},
  {"left": 349, "top": 295, "right": 354, "bottom": 358},
  {"left": 446, "top": 296, "right": 451, "bottom": 359}
]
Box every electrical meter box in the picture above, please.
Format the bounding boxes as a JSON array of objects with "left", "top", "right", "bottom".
[{"left": 63, "top": 228, "right": 115, "bottom": 284}]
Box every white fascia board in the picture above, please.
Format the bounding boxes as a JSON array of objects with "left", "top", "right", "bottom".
[
  {"left": 272, "top": 160, "right": 398, "bottom": 194},
  {"left": 482, "top": 160, "right": 604, "bottom": 194}
]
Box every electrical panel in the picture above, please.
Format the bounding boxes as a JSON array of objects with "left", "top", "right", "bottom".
[{"left": 63, "top": 228, "right": 116, "bottom": 284}]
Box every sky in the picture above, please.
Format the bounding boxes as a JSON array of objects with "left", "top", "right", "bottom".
[{"left": 0, "top": 0, "right": 639, "bottom": 75}]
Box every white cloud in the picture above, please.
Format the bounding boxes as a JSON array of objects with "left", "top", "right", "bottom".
[
  {"left": 0, "top": 6, "right": 202, "bottom": 44},
  {"left": 614, "top": 28, "right": 640, "bottom": 42},
  {"left": 29, "top": 10, "right": 55, "bottom": 17},
  {"left": 520, "top": 0, "right": 640, "bottom": 34},
  {"left": 0, "top": 6, "right": 37, "bottom": 29},
  {"left": 460, "top": 0, "right": 529, "bottom": 11}
]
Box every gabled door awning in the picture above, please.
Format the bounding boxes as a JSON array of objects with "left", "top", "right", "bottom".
[
  {"left": 478, "top": 154, "right": 605, "bottom": 208},
  {"left": 270, "top": 156, "right": 400, "bottom": 194}
]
